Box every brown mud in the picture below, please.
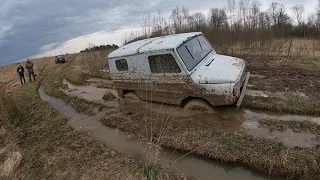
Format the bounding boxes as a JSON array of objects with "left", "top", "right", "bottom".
[
  {"left": 50, "top": 78, "right": 320, "bottom": 179},
  {"left": 240, "top": 54, "right": 320, "bottom": 97},
  {"left": 39, "top": 85, "right": 282, "bottom": 180},
  {"left": 63, "top": 78, "right": 320, "bottom": 148}
]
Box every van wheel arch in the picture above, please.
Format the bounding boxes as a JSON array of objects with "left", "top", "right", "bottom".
[
  {"left": 181, "top": 97, "right": 215, "bottom": 113},
  {"left": 123, "top": 90, "right": 141, "bottom": 102}
]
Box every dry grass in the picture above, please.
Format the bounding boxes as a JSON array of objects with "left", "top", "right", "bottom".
[
  {"left": 0, "top": 83, "right": 22, "bottom": 179},
  {"left": 226, "top": 38, "right": 320, "bottom": 58},
  {"left": 100, "top": 109, "right": 320, "bottom": 179},
  {"left": 0, "top": 53, "right": 176, "bottom": 179},
  {"left": 103, "top": 92, "right": 117, "bottom": 101},
  {"left": 0, "top": 151, "right": 22, "bottom": 177},
  {"left": 2, "top": 80, "right": 146, "bottom": 179},
  {"left": 242, "top": 96, "right": 320, "bottom": 116},
  {"left": 259, "top": 119, "right": 320, "bottom": 134}
]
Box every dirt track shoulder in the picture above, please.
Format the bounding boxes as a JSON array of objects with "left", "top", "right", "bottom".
[{"left": 1, "top": 78, "right": 176, "bottom": 179}]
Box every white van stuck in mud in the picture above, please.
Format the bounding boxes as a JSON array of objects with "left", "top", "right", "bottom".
[{"left": 108, "top": 32, "right": 250, "bottom": 112}]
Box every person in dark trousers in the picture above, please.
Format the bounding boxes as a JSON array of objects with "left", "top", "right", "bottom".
[
  {"left": 25, "top": 59, "right": 36, "bottom": 82},
  {"left": 17, "top": 63, "right": 26, "bottom": 85}
]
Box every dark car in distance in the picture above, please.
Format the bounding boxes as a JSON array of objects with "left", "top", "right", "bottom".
[{"left": 55, "top": 55, "right": 66, "bottom": 63}]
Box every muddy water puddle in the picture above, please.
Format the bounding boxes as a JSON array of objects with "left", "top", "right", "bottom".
[
  {"left": 127, "top": 103, "right": 320, "bottom": 147},
  {"left": 39, "top": 86, "right": 281, "bottom": 180},
  {"left": 62, "top": 79, "right": 320, "bottom": 148},
  {"left": 61, "top": 79, "right": 119, "bottom": 107},
  {"left": 222, "top": 108, "right": 320, "bottom": 147}
]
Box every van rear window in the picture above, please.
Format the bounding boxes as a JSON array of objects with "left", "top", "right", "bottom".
[
  {"left": 115, "top": 59, "right": 128, "bottom": 71},
  {"left": 148, "top": 54, "right": 181, "bottom": 73}
]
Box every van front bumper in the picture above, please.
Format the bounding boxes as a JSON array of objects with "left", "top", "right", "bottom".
[{"left": 236, "top": 72, "right": 250, "bottom": 107}]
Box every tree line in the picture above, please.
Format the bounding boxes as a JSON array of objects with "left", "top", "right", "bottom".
[
  {"left": 125, "top": 0, "right": 320, "bottom": 50},
  {"left": 80, "top": 44, "right": 119, "bottom": 53}
]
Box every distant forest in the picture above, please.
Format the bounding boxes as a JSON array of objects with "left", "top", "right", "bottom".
[
  {"left": 125, "top": 0, "right": 320, "bottom": 44},
  {"left": 80, "top": 44, "right": 119, "bottom": 53}
]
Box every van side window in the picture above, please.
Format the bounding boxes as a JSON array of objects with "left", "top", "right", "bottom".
[
  {"left": 148, "top": 54, "right": 181, "bottom": 73},
  {"left": 115, "top": 59, "right": 128, "bottom": 71}
]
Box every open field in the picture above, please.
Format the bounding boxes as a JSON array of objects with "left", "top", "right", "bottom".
[
  {"left": 0, "top": 54, "right": 177, "bottom": 179},
  {"left": 1, "top": 38, "right": 320, "bottom": 179}
]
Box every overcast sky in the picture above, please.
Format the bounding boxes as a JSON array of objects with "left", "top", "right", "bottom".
[{"left": 0, "top": 0, "right": 318, "bottom": 66}]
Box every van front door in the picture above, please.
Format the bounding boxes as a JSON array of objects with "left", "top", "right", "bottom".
[{"left": 146, "top": 53, "right": 188, "bottom": 105}]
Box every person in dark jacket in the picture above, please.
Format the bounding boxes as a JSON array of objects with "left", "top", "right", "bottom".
[
  {"left": 17, "top": 63, "right": 26, "bottom": 85},
  {"left": 25, "top": 59, "right": 36, "bottom": 82}
]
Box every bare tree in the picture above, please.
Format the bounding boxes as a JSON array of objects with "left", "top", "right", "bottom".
[
  {"left": 187, "top": 15, "right": 195, "bottom": 31},
  {"left": 250, "top": 0, "right": 261, "bottom": 30},
  {"left": 182, "top": 7, "right": 190, "bottom": 31},
  {"left": 170, "top": 6, "right": 184, "bottom": 33},
  {"left": 192, "top": 12, "right": 206, "bottom": 31},
  {"left": 208, "top": 8, "right": 228, "bottom": 29},
  {"left": 151, "top": 10, "right": 168, "bottom": 36},
  {"left": 292, "top": 5, "right": 304, "bottom": 25},
  {"left": 239, "top": 0, "right": 250, "bottom": 28},
  {"left": 268, "top": 3, "right": 291, "bottom": 36},
  {"left": 269, "top": 2, "right": 279, "bottom": 27},
  {"left": 228, "top": 0, "right": 237, "bottom": 29},
  {"left": 316, "top": 0, "right": 320, "bottom": 31},
  {"left": 308, "top": 13, "right": 316, "bottom": 27},
  {"left": 141, "top": 14, "right": 151, "bottom": 37}
]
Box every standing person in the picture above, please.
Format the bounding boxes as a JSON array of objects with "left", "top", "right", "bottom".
[
  {"left": 17, "top": 63, "right": 26, "bottom": 85},
  {"left": 25, "top": 59, "right": 36, "bottom": 82}
]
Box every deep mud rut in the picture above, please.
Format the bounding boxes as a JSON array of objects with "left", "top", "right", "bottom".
[
  {"left": 62, "top": 78, "right": 320, "bottom": 148},
  {"left": 38, "top": 83, "right": 285, "bottom": 180},
  {"left": 38, "top": 78, "right": 320, "bottom": 179}
]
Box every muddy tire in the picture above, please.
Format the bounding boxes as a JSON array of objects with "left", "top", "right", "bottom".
[
  {"left": 124, "top": 92, "right": 141, "bottom": 102},
  {"left": 184, "top": 99, "right": 215, "bottom": 113}
]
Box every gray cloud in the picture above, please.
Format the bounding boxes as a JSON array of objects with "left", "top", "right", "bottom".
[{"left": 0, "top": 0, "right": 317, "bottom": 65}]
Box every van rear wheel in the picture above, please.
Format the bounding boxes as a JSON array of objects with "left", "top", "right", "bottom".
[
  {"left": 184, "top": 99, "right": 215, "bottom": 113},
  {"left": 124, "top": 92, "right": 141, "bottom": 102}
]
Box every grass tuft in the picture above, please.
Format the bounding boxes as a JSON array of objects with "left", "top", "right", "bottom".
[{"left": 259, "top": 119, "right": 320, "bottom": 134}]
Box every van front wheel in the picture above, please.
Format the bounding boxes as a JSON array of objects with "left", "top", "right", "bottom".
[
  {"left": 184, "top": 99, "right": 215, "bottom": 113},
  {"left": 124, "top": 92, "right": 141, "bottom": 103}
]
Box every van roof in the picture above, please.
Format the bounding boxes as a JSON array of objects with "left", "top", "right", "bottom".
[{"left": 108, "top": 32, "right": 202, "bottom": 59}]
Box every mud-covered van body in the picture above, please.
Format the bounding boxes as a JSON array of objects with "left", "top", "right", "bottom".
[{"left": 108, "top": 32, "right": 250, "bottom": 111}]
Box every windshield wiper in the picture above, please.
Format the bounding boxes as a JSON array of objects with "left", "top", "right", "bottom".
[
  {"left": 185, "top": 46, "right": 194, "bottom": 59},
  {"left": 197, "top": 38, "right": 203, "bottom": 50}
]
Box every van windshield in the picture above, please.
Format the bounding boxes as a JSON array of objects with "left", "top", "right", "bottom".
[{"left": 177, "top": 35, "right": 213, "bottom": 71}]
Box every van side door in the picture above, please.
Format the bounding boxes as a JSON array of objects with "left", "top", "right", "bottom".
[{"left": 146, "top": 52, "right": 188, "bottom": 105}]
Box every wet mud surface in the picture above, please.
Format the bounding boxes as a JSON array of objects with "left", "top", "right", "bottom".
[
  {"left": 240, "top": 54, "right": 320, "bottom": 97},
  {"left": 62, "top": 78, "right": 320, "bottom": 148},
  {"left": 60, "top": 79, "right": 119, "bottom": 107},
  {"left": 39, "top": 85, "right": 283, "bottom": 180}
]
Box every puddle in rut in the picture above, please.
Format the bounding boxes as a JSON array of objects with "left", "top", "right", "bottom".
[
  {"left": 62, "top": 78, "right": 320, "bottom": 148},
  {"left": 61, "top": 79, "right": 118, "bottom": 107},
  {"left": 125, "top": 102, "right": 320, "bottom": 148},
  {"left": 242, "top": 109, "right": 320, "bottom": 147},
  {"left": 38, "top": 86, "right": 281, "bottom": 180}
]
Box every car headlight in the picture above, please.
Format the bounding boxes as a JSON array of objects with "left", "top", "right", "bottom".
[
  {"left": 233, "top": 81, "right": 241, "bottom": 96},
  {"left": 233, "top": 63, "right": 246, "bottom": 96}
]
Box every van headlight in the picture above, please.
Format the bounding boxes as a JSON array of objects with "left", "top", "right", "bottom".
[
  {"left": 233, "top": 66, "right": 246, "bottom": 96},
  {"left": 233, "top": 82, "right": 241, "bottom": 96}
]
